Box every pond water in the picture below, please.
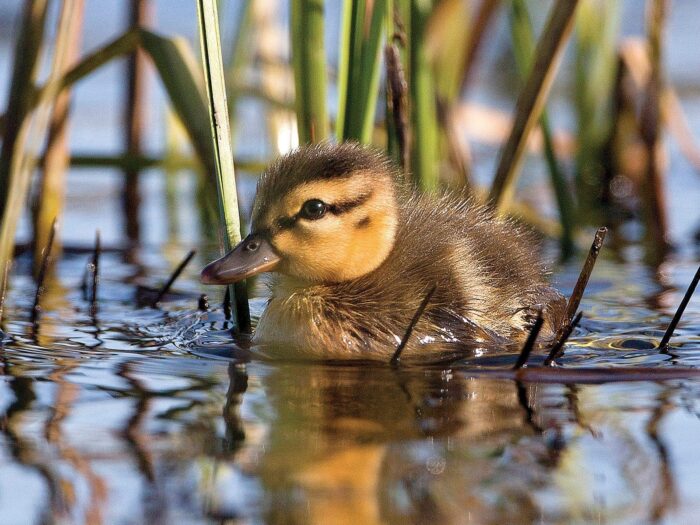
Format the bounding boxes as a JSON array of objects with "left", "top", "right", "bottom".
[
  {"left": 1, "top": 244, "right": 700, "bottom": 524},
  {"left": 2, "top": 1, "right": 700, "bottom": 524}
]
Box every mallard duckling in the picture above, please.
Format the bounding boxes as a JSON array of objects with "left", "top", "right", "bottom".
[{"left": 202, "top": 142, "right": 565, "bottom": 360}]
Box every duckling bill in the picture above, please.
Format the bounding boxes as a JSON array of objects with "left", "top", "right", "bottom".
[{"left": 202, "top": 142, "right": 565, "bottom": 360}]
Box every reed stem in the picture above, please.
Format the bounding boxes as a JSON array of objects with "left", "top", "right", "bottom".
[
  {"left": 391, "top": 285, "right": 436, "bottom": 365},
  {"left": 0, "top": 0, "right": 78, "bottom": 295},
  {"left": 197, "top": 0, "right": 251, "bottom": 332},
  {"left": 152, "top": 250, "right": 196, "bottom": 307},
  {"left": 291, "top": 0, "right": 329, "bottom": 143},
  {"left": 337, "top": 0, "right": 386, "bottom": 143},
  {"left": 410, "top": 0, "right": 439, "bottom": 191},
  {"left": 488, "top": 0, "right": 580, "bottom": 210},
  {"left": 509, "top": 0, "right": 576, "bottom": 257},
  {"left": 513, "top": 311, "right": 544, "bottom": 370},
  {"left": 123, "top": 0, "right": 152, "bottom": 244},
  {"left": 33, "top": 0, "right": 85, "bottom": 275},
  {"left": 658, "top": 265, "right": 700, "bottom": 349},
  {"left": 640, "top": 0, "right": 671, "bottom": 263}
]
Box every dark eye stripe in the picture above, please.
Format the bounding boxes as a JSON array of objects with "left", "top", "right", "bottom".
[
  {"left": 326, "top": 190, "right": 373, "bottom": 215},
  {"left": 269, "top": 190, "right": 374, "bottom": 233}
]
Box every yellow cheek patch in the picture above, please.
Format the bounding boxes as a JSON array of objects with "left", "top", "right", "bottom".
[{"left": 268, "top": 184, "right": 398, "bottom": 282}]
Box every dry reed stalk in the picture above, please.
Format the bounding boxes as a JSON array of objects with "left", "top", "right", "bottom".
[
  {"left": 458, "top": 0, "right": 500, "bottom": 93},
  {"left": 89, "top": 231, "right": 101, "bottom": 315},
  {"left": 488, "top": 0, "right": 580, "bottom": 210},
  {"left": 152, "top": 250, "right": 196, "bottom": 307},
  {"left": 0, "top": 0, "right": 49, "bottom": 216},
  {"left": 31, "top": 218, "right": 58, "bottom": 324},
  {"left": 543, "top": 311, "right": 582, "bottom": 366},
  {"left": 33, "top": 0, "right": 85, "bottom": 275},
  {"left": 639, "top": 0, "right": 670, "bottom": 262},
  {"left": 391, "top": 285, "right": 436, "bottom": 365},
  {"left": 0, "top": 261, "right": 10, "bottom": 326},
  {"left": 251, "top": 0, "right": 298, "bottom": 153},
  {"left": 513, "top": 311, "right": 544, "bottom": 370},
  {"left": 123, "top": 0, "right": 153, "bottom": 244},
  {"left": 564, "top": 228, "right": 606, "bottom": 323},
  {"left": 658, "top": 265, "right": 700, "bottom": 349},
  {"left": 436, "top": 98, "right": 472, "bottom": 189},
  {"left": 385, "top": 43, "right": 410, "bottom": 175},
  {"left": 0, "top": 0, "right": 79, "bottom": 295}
]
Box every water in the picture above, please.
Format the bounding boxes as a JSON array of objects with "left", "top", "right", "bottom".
[
  {"left": 2, "top": 1, "right": 700, "bottom": 523},
  {"left": 1, "top": 247, "right": 699, "bottom": 525}
]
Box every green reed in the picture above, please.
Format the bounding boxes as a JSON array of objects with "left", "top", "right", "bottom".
[
  {"left": 489, "top": 0, "right": 581, "bottom": 210},
  {"left": 574, "top": 0, "right": 621, "bottom": 219},
  {"left": 509, "top": 0, "right": 576, "bottom": 257},
  {"left": 336, "top": 0, "right": 387, "bottom": 143},
  {"left": 291, "top": 0, "right": 330, "bottom": 143},
  {"left": 197, "top": 0, "right": 251, "bottom": 332}
]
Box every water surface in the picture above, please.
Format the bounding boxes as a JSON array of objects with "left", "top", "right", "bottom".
[{"left": 1, "top": 249, "right": 699, "bottom": 524}]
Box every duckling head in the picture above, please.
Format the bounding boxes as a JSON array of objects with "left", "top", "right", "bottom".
[{"left": 201, "top": 142, "right": 401, "bottom": 285}]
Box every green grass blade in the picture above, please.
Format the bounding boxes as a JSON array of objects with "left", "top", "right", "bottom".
[
  {"left": 335, "top": 0, "right": 354, "bottom": 139},
  {"left": 411, "top": 0, "right": 439, "bottom": 191},
  {"left": 291, "top": 0, "right": 329, "bottom": 143},
  {"left": 574, "top": 0, "right": 621, "bottom": 212},
  {"left": 197, "top": 0, "right": 250, "bottom": 332},
  {"left": 338, "top": 0, "right": 386, "bottom": 143},
  {"left": 509, "top": 0, "right": 576, "bottom": 257},
  {"left": 489, "top": 0, "right": 580, "bottom": 209}
]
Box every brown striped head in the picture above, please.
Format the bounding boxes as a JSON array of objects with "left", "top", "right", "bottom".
[{"left": 202, "top": 142, "right": 402, "bottom": 285}]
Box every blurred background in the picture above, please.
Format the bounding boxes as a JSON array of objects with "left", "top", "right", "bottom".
[{"left": 1, "top": 0, "right": 700, "bottom": 260}]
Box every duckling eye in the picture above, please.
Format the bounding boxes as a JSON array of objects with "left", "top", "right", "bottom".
[{"left": 299, "top": 199, "right": 327, "bottom": 220}]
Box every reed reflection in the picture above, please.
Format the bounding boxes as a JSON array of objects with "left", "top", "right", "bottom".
[{"left": 239, "top": 363, "right": 688, "bottom": 525}]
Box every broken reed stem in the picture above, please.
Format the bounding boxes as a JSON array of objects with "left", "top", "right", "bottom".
[
  {"left": 565, "top": 227, "right": 606, "bottom": 322},
  {"left": 488, "top": 0, "right": 580, "bottom": 209},
  {"left": 658, "top": 265, "right": 700, "bottom": 349},
  {"left": 123, "top": 0, "right": 152, "bottom": 244},
  {"left": 385, "top": 44, "right": 410, "bottom": 175},
  {"left": 32, "top": 218, "right": 58, "bottom": 323},
  {"left": 90, "top": 230, "right": 101, "bottom": 313},
  {"left": 391, "top": 285, "right": 436, "bottom": 366},
  {"left": 513, "top": 310, "right": 544, "bottom": 370},
  {"left": 544, "top": 311, "right": 582, "bottom": 366},
  {"left": 152, "top": 249, "right": 196, "bottom": 307}
]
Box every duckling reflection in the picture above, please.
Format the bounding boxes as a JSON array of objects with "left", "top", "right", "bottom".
[
  {"left": 202, "top": 142, "right": 565, "bottom": 359},
  {"left": 253, "top": 364, "right": 543, "bottom": 525}
]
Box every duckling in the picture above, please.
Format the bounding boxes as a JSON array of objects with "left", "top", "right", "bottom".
[{"left": 202, "top": 142, "right": 566, "bottom": 360}]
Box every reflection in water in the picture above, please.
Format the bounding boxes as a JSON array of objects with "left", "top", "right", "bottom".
[{"left": 0, "top": 254, "right": 700, "bottom": 523}]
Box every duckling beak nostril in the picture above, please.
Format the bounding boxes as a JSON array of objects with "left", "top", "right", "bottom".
[{"left": 201, "top": 234, "right": 280, "bottom": 285}]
